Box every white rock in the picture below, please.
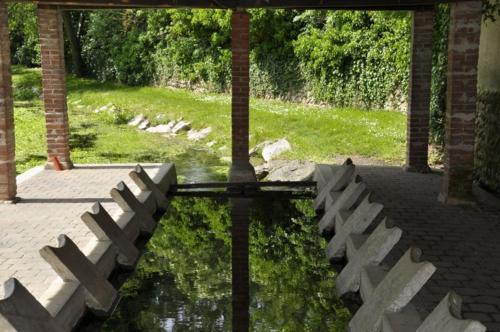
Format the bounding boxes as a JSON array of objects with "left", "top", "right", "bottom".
[
  {"left": 262, "top": 139, "right": 292, "bottom": 162},
  {"left": 137, "top": 119, "right": 150, "bottom": 130},
  {"left": 249, "top": 140, "right": 273, "bottom": 156},
  {"left": 265, "top": 160, "right": 315, "bottom": 182},
  {"left": 146, "top": 124, "right": 175, "bottom": 133},
  {"left": 206, "top": 141, "right": 217, "bottom": 147},
  {"left": 218, "top": 145, "right": 228, "bottom": 151},
  {"left": 128, "top": 114, "right": 146, "bottom": 126},
  {"left": 188, "top": 127, "right": 212, "bottom": 141},
  {"left": 171, "top": 120, "right": 191, "bottom": 134}
]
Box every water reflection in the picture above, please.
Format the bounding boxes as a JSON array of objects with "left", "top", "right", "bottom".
[
  {"left": 100, "top": 197, "right": 350, "bottom": 331},
  {"left": 230, "top": 198, "right": 251, "bottom": 332}
]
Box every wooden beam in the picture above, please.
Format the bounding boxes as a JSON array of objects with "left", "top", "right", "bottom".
[{"left": 11, "top": 0, "right": 456, "bottom": 10}]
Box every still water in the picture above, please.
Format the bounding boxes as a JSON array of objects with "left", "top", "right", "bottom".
[
  {"left": 97, "top": 196, "right": 350, "bottom": 331},
  {"left": 79, "top": 155, "right": 350, "bottom": 331}
]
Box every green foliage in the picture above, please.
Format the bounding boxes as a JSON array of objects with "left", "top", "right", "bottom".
[
  {"left": 81, "top": 10, "right": 154, "bottom": 85},
  {"left": 475, "top": 90, "right": 500, "bottom": 193},
  {"left": 430, "top": 5, "right": 450, "bottom": 146},
  {"left": 294, "top": 11, "right": 410, "bottom": 109},
  {"left": 7, "top": 3, "right": 40, "bottom": 66}
]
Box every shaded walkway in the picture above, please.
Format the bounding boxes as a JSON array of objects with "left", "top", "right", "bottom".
[{"left": 356, "top": 166, "right": 500, "bottom": 331}]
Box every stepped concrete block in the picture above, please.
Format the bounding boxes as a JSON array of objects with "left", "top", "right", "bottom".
[
  {"left": 416, "top": 291, "right": 486, "bottom": 332},
  {"left": 314, "top": 159, "right": 355, "bottom": 211},
  {"left": 318, "top": 175, "right": 367, "bottom": 235},
  {"left": 314, "top": 164, "right": 336, "bottom": 192},
  {"left": 336, "top": 218, "right": 402, "bottom": 296},
  {"left": 348, "top": 247, "right": 436, "bottom": 332},
  {"left": 39, "top": 235, "right": 119, "bottom": 316},
  {"left": 152, "top": 163, "right": 177, "bottom": 194},
  {"left": 81, "top": 203, "right": 140, "bottom": 268},
  {"left": 326, "top": 194, "right": 384, "bottom": 260},
  {"left": 0, "top": 278, "right": 64, "bottom": 332},
  {"left": 110, "top": 181, "right": 155, "bottom": 234},
  {"left": 382, "top": 304, "right": 423, "bottom": 332},
  {"left": 129, "top": 164, "right": 169, "bottom": 210}
]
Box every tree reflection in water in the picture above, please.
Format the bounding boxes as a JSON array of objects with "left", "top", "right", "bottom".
[{"left": 102, "top": 197, "right": 350, "bottom": 331}]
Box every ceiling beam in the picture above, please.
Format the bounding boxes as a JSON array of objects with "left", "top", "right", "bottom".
[{"left": 11, "top": 0, "right": 455, "bottom": 10}]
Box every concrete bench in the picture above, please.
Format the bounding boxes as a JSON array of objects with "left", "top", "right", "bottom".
[
  {"left": 348, "top": 247, "right": 436, "bottom": 332},
  {"left": 0, "top": 278, "right": 64, "bottom": 332},
  {"left": 416, "top": 291, "right": 486, "bottom": 332},
  {"left": 313, "top": 159, "right": 355, "bottom": 212},
  {"left": 318, "top": 175, "right": 367, "bottom": 235},
  {"left": 335, "top": 218, "right": 402, "bottom": 296},
  {"left": 325, "top": 194, "right": 384, "bottom": 261}
]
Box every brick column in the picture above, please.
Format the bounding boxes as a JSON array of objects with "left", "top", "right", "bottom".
[
  {"left": 439, "top": 1, "right": 482, "bottom": 204},
  {"left": 38, "top": 6, "right": 72, "bottom": 169},
  {"left": 405, "top": 9, "right": 434, "bottom": 173},
  {"left": 0, "top": 3, "right": 16, "bottom": 202},
  {"left": 229, "top": 10, "right": 255, "bottom": 183}
]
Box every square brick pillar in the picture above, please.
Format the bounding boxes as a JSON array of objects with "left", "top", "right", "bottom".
[
  {"left": 229, "top": 10, "right": 256, "bottom": 183},
  {"left": 405, "top": 9, "right": 434, "bottom": 173},
  {"left": 0, "top": 3, "right": 17, "bottom": 202},
  {"left": 38, "top": 6, "right": 73, "bottom": 170},
  {"left": 439, "top": 1, "right": 482, "bottom": 204}
]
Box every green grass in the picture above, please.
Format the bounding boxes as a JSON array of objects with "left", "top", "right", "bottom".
[{"left": 12, "top": 65, "right": 406, "bottom": 176}]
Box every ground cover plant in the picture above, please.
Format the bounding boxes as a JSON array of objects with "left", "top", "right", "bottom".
[{"left": 12, "top": 66, "right": 407, "bottom": 176}]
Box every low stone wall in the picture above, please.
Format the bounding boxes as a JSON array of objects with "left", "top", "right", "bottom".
[{"left": 475, "top": 90, "right": 500, "bottom": 194}]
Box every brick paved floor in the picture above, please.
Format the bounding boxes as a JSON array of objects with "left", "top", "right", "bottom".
[
  {"left": 356, "top": 165, "right": 500, "bottom": 331},
  {"left": 0, "top": 164, "right": 161, "bottom": 301}
]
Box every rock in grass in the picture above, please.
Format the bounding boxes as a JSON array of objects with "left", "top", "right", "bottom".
[
  {"left": 249, "top": 140, "right": 273, "bottom": 156},
  {"left": 258, "top": 160, "right": 314, "bottom": 181},
  {"left": 146, "top": 124, "right": 172, "bottom": 133},
  {"left": 171, "top": 120, "right": 191, "bottom": 134},
  {"left": 188, "top": 127, "right": 212, "bottom": 141},
  {"left": 266, "top": 160, "right": 315, "bottom": 181},
  {"left": 262, "top": 139, "right": 292, "bottom": 161},
  {"left": 128, "top": 114, "right": 146, "bottom": 126},
  {"left": 207, "top": 141, "right": 217, "bottom": 147},
  {"left": 137, "top": 119, "right": 150, "bottom": 130}
]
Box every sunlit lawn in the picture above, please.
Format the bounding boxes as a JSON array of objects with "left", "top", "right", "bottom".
[{"left": 12, "top": 66, "right": 406, "bottom": 175}]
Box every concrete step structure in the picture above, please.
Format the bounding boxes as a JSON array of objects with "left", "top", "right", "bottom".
[{"left": 0, "top": 163, "right": 177, "bottom": 332}]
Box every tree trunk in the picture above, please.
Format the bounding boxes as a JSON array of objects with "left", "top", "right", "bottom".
[{"left": 62, "top": 11, "right": 84, "bottom": 76}]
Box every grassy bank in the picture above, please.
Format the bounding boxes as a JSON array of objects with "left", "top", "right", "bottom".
[{"left": 12, "top": 66, "right": 406, "bottom": 176}]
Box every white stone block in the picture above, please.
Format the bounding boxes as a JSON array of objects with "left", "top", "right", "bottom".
[
  {"left": 326, "top": 194, "right": 384, "bottom": 260},
  {"left": 39, "top": 235, "right": 119, "bottom": 316},
  {"left": 336, "top": 218, "right": 402, "bottom": 296},
  {"left": 0, "top": 278, "right": 64, "bottom": 332},
  {"left": 417, "top": 291, "right": 487, "bottom": 332},
  {"left": 348, "top": 247, "right": 436, "bottom": 332},
  {"left": 129, "top": 164, "right": 169, "bottom": 210},
  {"left": 382, "top": 304, "right": 422, "bottom": 332},
  {"left": 110, "top": 181, "right": 156, "bottom": 234},
  {"left": 314, "top": 159, "right": 355, "bottom": 211},
  {"left": 81, "top": 203, "right": 140, "bottom": 268},
  {"left": 318, "top": 175, "right": 367, "bottom": 235}
]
